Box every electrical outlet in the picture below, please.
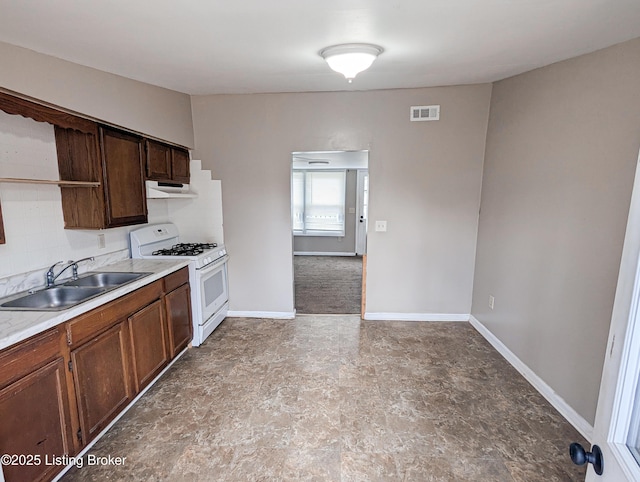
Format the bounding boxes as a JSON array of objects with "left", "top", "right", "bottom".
[
  {"left": 489, "top": 295, "right": 495, "bottom": 310},
  {"left": 375, "top": 220, "right": 387, "bottom": 232},
  {"left": 98, "top": 233, "right": 106, "bottom": 249}
]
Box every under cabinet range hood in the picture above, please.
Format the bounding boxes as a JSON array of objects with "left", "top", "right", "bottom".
[{"left": 145, "top": 180, "right": 197, "bottom": 199}]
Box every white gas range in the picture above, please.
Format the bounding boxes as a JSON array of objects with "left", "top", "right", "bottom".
[{"left": 130, "top": 223, "right": 229, "bottom": 346}]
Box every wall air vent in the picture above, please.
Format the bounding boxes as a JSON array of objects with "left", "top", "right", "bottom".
[{"left": 410, "top": 105, "right": 440, "bottom": 121}]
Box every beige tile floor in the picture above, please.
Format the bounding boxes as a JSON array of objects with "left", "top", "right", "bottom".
[{"left": 62, "top": 316, "right": 588, "bottom": 481}]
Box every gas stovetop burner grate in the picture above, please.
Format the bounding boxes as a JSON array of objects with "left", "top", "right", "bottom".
[{"left": 152, "top": 242, "right": 218, "bottom": 257}]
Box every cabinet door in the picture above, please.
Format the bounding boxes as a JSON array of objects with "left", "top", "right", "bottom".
[
  {"left": 55, "top": 125, "right": 105, "bottom": 229},
  {"left": 71, "top": 322, "right": 132, "bottom": 444},
  {"left": 165, "top": 284, "right": 193, "bottom": 358},
  {"left": 0, "top": 358, "right": 74, "bottom": 482},
  {"left": 145, "top": 139, "right": 172, "bottom": 181},
  {"left": 128, "top": 300, "right": 168, "bottom": 392},
  {"left": 100, "top": 127, "right": 147, "bottom": 227},
  {"left": 171, "top": 148, "right": 190, "bottom": 184}
]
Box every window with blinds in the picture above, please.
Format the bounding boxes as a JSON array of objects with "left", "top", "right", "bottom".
[{"left": 292, "top": 170, "right": 346, "bottom": 236}]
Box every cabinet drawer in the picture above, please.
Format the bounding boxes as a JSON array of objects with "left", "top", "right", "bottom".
[
  {"left": 67, "top": 280, "right": 163, "bottom": 347},
  {"left": 164, "top": 266, "right": 189, "bottom": 292},
  {"left": 0, "top": 328, "right": 62, "bottom": 388}
]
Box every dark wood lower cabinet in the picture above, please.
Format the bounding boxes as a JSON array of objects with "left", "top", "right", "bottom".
[
  {"left": 0, "top": 270, "right": 194, "bottom": 481},
  {"left": 70, "top": 322, "right": 132, "bottom": 444},
  {"left": 128, "top": 300, "right": 169, "bottom": 392},
  {"left": 165, "top": 283, "right": 192, "bottom": 358},
  {"left": 0, "top": 358, "right": 74, "bottom": 482}
]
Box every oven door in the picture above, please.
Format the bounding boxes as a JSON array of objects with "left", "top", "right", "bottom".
[{"left": 198, "top": 255, "right": 229, "bottom": 323}]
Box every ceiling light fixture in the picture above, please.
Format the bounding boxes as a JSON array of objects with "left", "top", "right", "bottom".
[{"left": 320, "top": 43, "right": 383, "bottom": 83}]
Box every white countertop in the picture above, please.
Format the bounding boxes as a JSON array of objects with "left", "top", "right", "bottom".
[{"left": 0, "top": 259, "right": 190, "bottom": 351}]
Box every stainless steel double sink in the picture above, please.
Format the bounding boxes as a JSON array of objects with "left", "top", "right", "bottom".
[{"left": 0, "top": 272, "right": 151, "bottom": 311}]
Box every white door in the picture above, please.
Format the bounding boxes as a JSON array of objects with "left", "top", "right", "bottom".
[
  {"left": 355, "top": 170, "right": 369, "bottom": 255},
  {"left": 585, "top": 148, "right": 640, "bottom": 481}
]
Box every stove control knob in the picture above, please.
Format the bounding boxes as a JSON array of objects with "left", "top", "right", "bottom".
[{"left": 205, "top": 257, "right": 212, "bottom": 264}]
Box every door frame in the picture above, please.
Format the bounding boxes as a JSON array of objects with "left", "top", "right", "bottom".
[
  {"left": 290, "top": 150, "right": 370, "bottom": 315},
  {"left": 588, "top": 147, "right": 640, "bottom": 481},
  {"left": 355, "top": 169, "right": 369, "bottom": 256}
]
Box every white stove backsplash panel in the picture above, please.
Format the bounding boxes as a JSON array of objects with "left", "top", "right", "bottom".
[{"left": 165, "top": 162, "right": 224, "bottom": 245}]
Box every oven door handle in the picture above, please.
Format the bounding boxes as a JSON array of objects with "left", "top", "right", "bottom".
[{"left": 199, "top": 254, "right": 229, "bottom": 273}]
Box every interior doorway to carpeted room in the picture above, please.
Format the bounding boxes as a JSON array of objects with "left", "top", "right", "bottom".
[
  {"left": 291, "top": 150, "right": 369, "bottom": 315},
  {"left": 294, "top": 255, "right": 363, "bottom": 314}
]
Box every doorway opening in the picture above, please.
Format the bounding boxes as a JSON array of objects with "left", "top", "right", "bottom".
[{"left": 291, "top": 150, "right": 369, "bottom": 315}]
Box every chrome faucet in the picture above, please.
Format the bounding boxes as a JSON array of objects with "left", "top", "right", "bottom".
[
  {"left": 46, "top": 260, "right": 71, "bottom": 287},
  {"left": 45, "top": 257, "right": 95, "bottom": 287},
  {"left": 71, "top": 257, "right": 94, "bottom": 279}
]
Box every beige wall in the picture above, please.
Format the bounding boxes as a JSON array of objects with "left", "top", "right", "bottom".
[
  {"left": 0, "top": 41, "right": 193, "bottom": 147},
  {"left": 472, "top": 38, "right": 640, "bottom": 425},
  {"left": 191, "top": 85, "right": 492, "bottom": 315}
]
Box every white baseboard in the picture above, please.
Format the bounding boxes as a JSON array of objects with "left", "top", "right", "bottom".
[
  {"left": 468, "top": 315, "right": 594, "bottom": 442},
  {"left": 364, "top": 312, "right": 469, "bottom": 322},
  {"left": 294, "top": 251, "right": 356, "bottom": 256},
  {"left": 227, "top": 310, "right": 296, "bottom": 319}
]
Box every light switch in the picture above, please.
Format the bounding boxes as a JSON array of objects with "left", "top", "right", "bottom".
[
  {"left": 348, "top": 207, "right": 356, "bottom": 214},
  {"left": 375, "top": 220, "right": 387, "bottom": 232}
]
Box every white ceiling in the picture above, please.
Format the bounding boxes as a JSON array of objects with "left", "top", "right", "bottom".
[{"left": 1, "top": 0, "right": 639, "bottom": 95}]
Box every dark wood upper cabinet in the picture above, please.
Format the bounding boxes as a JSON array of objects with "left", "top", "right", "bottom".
[
  {"left": 0, "top": 91, "right": 193, "bottom": 231},
  {"left": 100, "top": 127, "right": 148, "bottom": 227},
  {"left": 145, "top": 139, "right": 172, "bottom": 181},
  {"left": 171, "top": 147, "right": 190, "bottom": 184},
  {"left": 55, "top": 125, "right": 148, "bottom": 229},
  {"left": 55, "top": 126, "right": 106, "bottom": 229},
  {"left": 145, "top": 139, "right": 190, "bottom": 184}
]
